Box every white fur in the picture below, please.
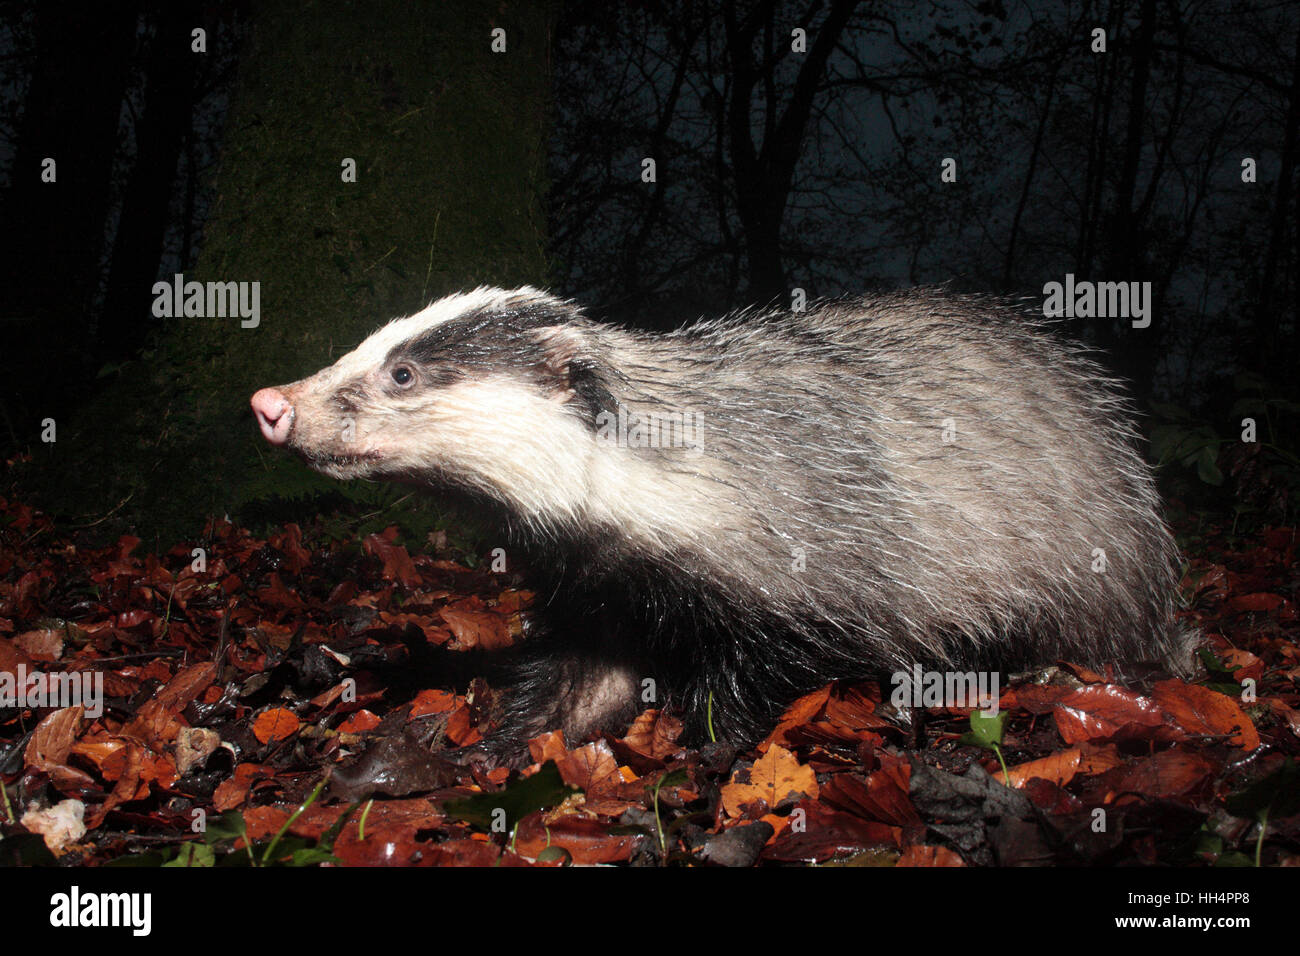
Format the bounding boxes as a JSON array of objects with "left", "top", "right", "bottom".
[
  {"left": 294, "top": 287, "right": 738, "bottom": 552},
  {"left": 334, "top": 286, "right": 552, "bottom": 379}
]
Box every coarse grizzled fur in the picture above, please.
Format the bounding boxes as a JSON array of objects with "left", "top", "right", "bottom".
[{"left": 251, "top": 286, "right": 1196, "bottom": 755}]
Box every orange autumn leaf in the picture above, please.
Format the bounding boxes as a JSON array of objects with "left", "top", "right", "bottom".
[
  {"left": 763, "top": 685, "right": 832, "bottom": 748},
  {"left": 1219, "top": 648, "right": 1265, "bottom": 683},
  {"left": 721, "top": 744, "right": 818, "bottom": 817},
  {"left": 337, "top": 710, "right": 381, "bottom": 734},
  {"left": 620, "top": 709, "right": 684, "bottom": 759},
  {"left": 1151, "top": 680, "right": 1261, "bottom": 750},
  {"left": 213, "top": 762, "right": 271, "bottom": 812},
  {"left": 444, "top": 702, "right": 482, "bottom": 746},
  {"left": 409, "top": 688, "right": 459, "bottom": 718},
  {"left": 528, "top": 730, "right": 570, "bottom": 766},
  {"left": 1004, "top": 748, "right": 1082, "bottom": 789},
  {"left": 556, "top": 739, "right": 622, "bottom": 794},
  {"left": 1076, "top": 743, "right": 1124, "bottom": 775},
  {"left": 252, "top": 707, "right": 301, "bottom": 744},
  {"left": 513, "top": 815, "right": 640, "bottom": 864},
  {"left": 86, "top": 743, "right": 148, "bottom": 828},
  {"left": 70, "top": 736, "right": 129, "bottom": 776}
]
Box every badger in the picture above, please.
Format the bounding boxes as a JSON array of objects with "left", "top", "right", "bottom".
[{"left": 251, "top": 286, "right": 1194, "bottom": 757}]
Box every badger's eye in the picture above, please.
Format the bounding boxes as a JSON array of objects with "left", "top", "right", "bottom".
[{"left": 390, "top": 365, "right": 414, "bottom": 387}]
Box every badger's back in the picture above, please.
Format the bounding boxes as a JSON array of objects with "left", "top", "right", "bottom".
[{"left": 559, "top": 291, "right": 1186, "bottom": 711}]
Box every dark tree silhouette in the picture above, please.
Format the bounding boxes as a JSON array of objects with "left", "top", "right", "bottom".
[{"left": 0, "top": 3, "right": 136, "bottom": 435}]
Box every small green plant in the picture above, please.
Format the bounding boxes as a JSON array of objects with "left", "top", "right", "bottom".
[
  {"left": 650, "top": 769, "right": 690, "bottom": 858},
  {"left": 1224, "top": 758, "right": 1299, "bottom": 867},
  {"left": 107, "top": 779, "right": 355, "bottom": 867},
  {"left": 960, "top": 710, "right": 1010, "bottom": 785}
]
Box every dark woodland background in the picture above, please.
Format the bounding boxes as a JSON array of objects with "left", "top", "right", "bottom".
[{"left": 0, "top": 0, "right": 1297, "bottom": 546}]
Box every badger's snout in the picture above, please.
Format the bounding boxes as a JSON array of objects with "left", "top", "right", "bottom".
[{"left": 251, "top": 387, "right": 295, "bottom": 445}]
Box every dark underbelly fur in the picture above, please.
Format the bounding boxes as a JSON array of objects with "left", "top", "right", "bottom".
[{"left": 469, "top": 546, "right": 878, "bottom": 760}]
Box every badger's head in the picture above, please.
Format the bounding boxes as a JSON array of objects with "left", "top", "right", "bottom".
[{"left": 251, "top": 287, "right": 614, "bottom": 522}]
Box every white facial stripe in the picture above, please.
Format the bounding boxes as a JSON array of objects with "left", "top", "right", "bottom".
[
  {"left": 293, "top": 285, "right": 740, "bottom": 553},
  {"left": 367, "top": 375, "right": 594, "bottom": 519},
  {"left": 354, "top": 370, "right": 733, "bottom": 548},
  {"left": 330, "top": 285, "right": 550, "bottom": 381}
]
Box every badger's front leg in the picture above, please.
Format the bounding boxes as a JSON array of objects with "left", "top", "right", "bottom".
[{"left": 463, "top": 635, "right": 648, "bottom": 765}]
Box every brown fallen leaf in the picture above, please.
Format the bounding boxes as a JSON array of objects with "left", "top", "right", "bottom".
[
  {"left": 86, "top": 742, "right": 148, "bottom": 828},
  {"left": 722, "top": 744, "right": 818, "bottom": 817},
  {"left": 439, "top": 600, "right": 512, "bottom": 651},
  {"left": 1004, "top": 748, "right": 1082, "bottom": 789},
  {"left": 819, "top": 760, "right": 921, "bottom": 829},
  {"left": 1052, "top": 684, "right": 1171, "bottom": 744},
  {"left": 337, "top": 710, "right": 381, "bottom": 734},
  {"left": 213, "top": 762, "right": 271, "bottom": 812},
  {"left": 513, "top": 814, "right": 641, "bottom": 864},
  {"left": 1076, "top": 742, "right": 1124, "bottom": 775},
  {"left": 1097, "top": 748, "right": 1215, "bottom": 801},
  {"left": 620, "top": 709, "right": 684, "bottom": 759},
  {"left": 762, "top": 801, "right": 897, "bottom": 862},
  {"left": 528, "top": 730, "right": 570, "bottom": 765},
  {"left": 556, "top": 739, "right": 622, "bottom": 795},
  {"left": 253, "top": 707, "right": 301, "bottom": 744},
  {"left": 408, "top": 688, "right": 459, "bottom": 718},
  {"left": 1265, "top": 698, "right": 1300, "bottom": 738},
  {"left": 1226, "top": 592, "right": 1284, "bottom": 613},
  {"left": 764, "top": 684, "right": 833, "bottom": 747},
  {"left": 1219, "top": 648, "right": 1266, "bottom": 683},
  {"left": 363, "top": 531, "right": 422, "bottom": 588},
  {"left": 151, "top": 661, "right": 218, "bottom": 711},
  {"left": 25, "top": 706, "right": 95, "bottom": 790},
  {"left": 24, "top": 705, "right": 83, "bottom": 771},
  {"left": 1151, "top": 680, "right": 1261, "bottom": 750}
]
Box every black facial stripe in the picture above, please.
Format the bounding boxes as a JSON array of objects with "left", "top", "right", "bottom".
[
  {"left": 421, "top": 365, "right": 463, "bottom": 388},
  {"left": 385, "top": 304, "right": 560, "bottom": 376},
  {"left": 379, "top": 299, "right": 616, "bottom": 428},
  {"left": 568, "top": 358, "right": 616, "bottom": 428}
]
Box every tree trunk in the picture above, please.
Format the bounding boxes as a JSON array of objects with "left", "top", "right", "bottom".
[{"left": 98, "top": 3, "right": 201, "bottom": 364}]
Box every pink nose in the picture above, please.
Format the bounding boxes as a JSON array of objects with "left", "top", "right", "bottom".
[{"left": 250, "top": 388, "right": 294, "bottom": 445}]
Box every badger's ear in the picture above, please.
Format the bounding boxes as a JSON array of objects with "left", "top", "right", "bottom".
[
  {"left": 533, "top": 325, "right": 615, "bottom": 421},
  {"left": 534, "top": 325, "right": 586, "bottom": 384}
]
